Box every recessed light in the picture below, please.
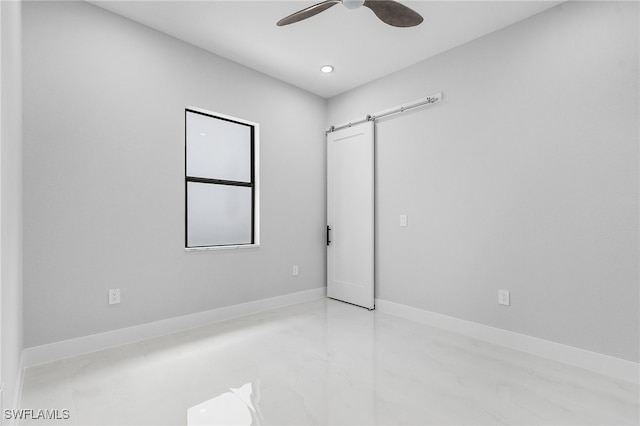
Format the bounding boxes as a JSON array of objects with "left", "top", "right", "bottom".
[{"left": 321, "top": 65, "right": 334, "bottom": 73}]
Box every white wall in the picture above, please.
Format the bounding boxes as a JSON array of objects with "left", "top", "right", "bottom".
[
  {"left": 23, "top": 1, "right": 327, "bottom": 348},
  {"left": 329, "top": 1, "right": 639, "bottom": 362},
  {"left": 1, "top": 0, "right": 24, "bottom": 411}
]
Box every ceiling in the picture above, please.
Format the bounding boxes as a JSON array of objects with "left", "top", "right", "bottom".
[{"left": 90, "top": 0, "right": 562, "bottom": 99}]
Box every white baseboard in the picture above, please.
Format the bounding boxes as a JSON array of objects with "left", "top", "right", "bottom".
[
  {"left": 24, "top": 287, "right": 326, "bottom": 368},
  {"left": 20, "top": 290, "right": 637, "bottom": 384},
  {"left": 375, "top": 298, "right": 639, "bottom": 384}
]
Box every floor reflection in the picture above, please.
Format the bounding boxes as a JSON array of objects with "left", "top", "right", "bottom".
[
  {"left": 188, "top": 381, "right": 262, "bottom": 425},
  {"left": 19, "top": 299, "right": 639, "bottom": 425}
]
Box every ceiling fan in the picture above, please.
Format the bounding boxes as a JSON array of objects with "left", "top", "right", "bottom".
[{"left": 277, "top": 0, "right": 423, "bottom": 28}]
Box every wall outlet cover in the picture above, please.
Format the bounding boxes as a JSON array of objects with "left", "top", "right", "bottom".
[
  {"left": 109, "top": 288, "right": 121, "bottom": 305},
  {"left": 498, "top": 289, "right": 510, "bottom": 306}
]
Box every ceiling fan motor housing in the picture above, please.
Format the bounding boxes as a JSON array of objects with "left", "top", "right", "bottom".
[
  {"left": 343, "top": 0, "right": 365, "bottom": 10},
  {"left": 277, "top": 0, "right": 423, "bottom": 28}
]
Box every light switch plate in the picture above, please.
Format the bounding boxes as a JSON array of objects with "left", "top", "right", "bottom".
[{"left": 400, "top": 214, "right": 408, "bottom": 227}]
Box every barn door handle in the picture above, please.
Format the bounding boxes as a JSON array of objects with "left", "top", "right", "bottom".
[{"left": 327, "top": 226, "right": 332, "bottom": 246}]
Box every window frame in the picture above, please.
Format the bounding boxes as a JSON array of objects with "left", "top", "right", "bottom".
[{"left": 184, "top": 106, "right": 260, "bottom": 251}]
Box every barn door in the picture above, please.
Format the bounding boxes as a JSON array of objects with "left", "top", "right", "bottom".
[{"left": 326, "top": 122, "right": 375, "bottom": 310}]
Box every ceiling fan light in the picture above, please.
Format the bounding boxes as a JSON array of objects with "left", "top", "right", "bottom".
[
  {"left": 342, "top": 0, "right": 364, "bottom": 10},
  {"left": 321, "top": 65, "right": 334, "bottom": 73}
]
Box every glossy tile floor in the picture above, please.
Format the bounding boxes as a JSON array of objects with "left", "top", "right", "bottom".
[{"left": 20, "top": 298, "right": 639, "bottom": 425}]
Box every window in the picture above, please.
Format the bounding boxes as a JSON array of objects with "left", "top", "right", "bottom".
[{"left": 185, "top": 108, "right": 259, "bottom": 249}]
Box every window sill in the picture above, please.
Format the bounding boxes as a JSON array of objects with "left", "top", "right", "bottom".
[{"left": 185, "top": 244, "right": 260, "bottom": 252}]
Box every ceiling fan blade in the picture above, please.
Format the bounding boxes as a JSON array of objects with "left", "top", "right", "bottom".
[
  {"left": 363, "top": 0, "right": 423, "bottom": 27},
  {"left": 277, "top": 0, "right": 341, "bottom": 26}
]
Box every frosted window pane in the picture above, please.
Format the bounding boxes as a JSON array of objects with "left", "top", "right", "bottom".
[
  {"left": 186, "top": 111, "right": 251, "bottom": 182},
  {"left": 187, "top": 182, "right": 252, "bottom": 247}
]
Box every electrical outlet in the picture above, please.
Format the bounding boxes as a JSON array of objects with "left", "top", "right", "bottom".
[
  {"left": 109, "top": 288, "right": 121, "bottom": 305},
  {"left": 292, "top": 265, "right": 299, "bottom": 277},
  {"left": 498, "top": 289, "right": 510, "bottom": 306}
]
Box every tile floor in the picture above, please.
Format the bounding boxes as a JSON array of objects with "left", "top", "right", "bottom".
[{"left": 19, "top": 298, "right": 639, "bottom": 425}]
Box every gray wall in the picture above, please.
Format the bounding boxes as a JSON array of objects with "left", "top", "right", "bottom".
[
  {"left": 22, "top": 0, "right": 640, "bottom": 364},
  {"left": 23, "top": 1, "right": 327, "bottom": 347},
  {"left": 328, "top": 1, "right": 639, "bottom": 362},
  {"left": 1, "top": 0, "right": 24, "bottom": 409}
]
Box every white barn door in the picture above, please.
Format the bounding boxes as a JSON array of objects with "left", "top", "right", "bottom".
[{"left": 327, "top": 121, "right": 375, "bottom": 310}]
